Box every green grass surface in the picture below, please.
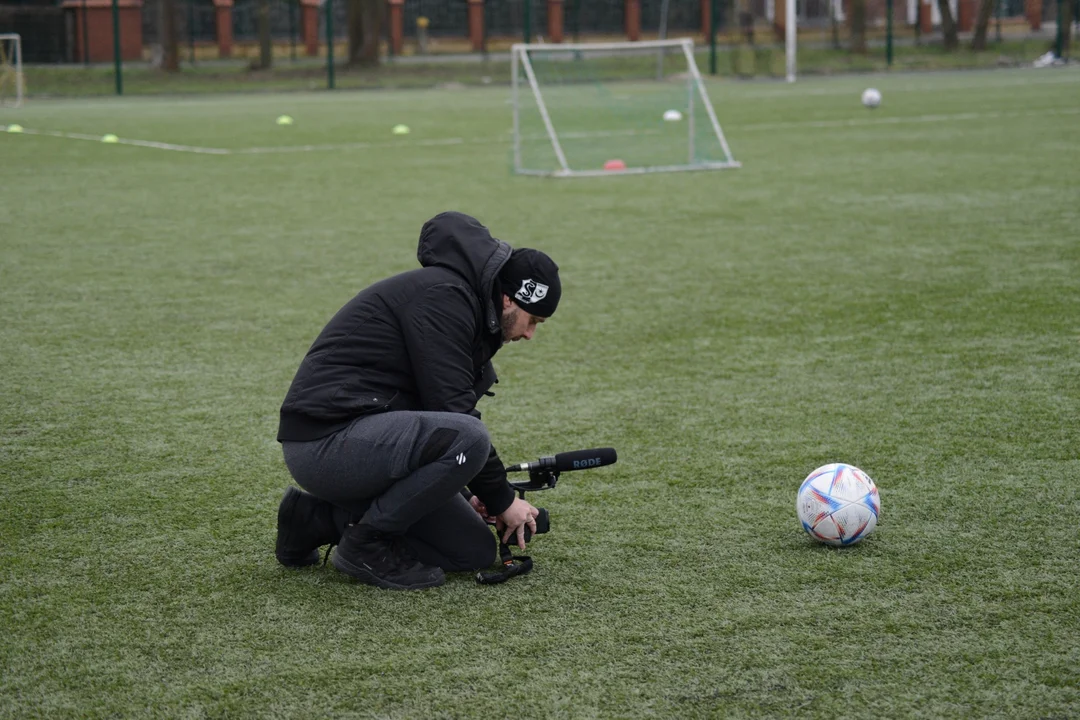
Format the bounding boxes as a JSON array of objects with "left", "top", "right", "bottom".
[{"left": 2, "top": 68, "right": 1079, "bottom": 718}]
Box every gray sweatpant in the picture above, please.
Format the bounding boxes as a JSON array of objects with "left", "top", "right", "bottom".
[{"left": 282, "top": 411, "right": 497, "bottom": 572}]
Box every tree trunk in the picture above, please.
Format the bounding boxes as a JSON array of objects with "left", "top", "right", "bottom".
[
  {"left": 850, "top": 0, "right": 867, "bottom": 53},
  {"left": 347, "top": 0, "right": 363, "bottom": 64},
  {"left": 737, "top": 0, "right": 755, "bottom": 45},
  {"left": 970, "top": 0, "right": 994, "bottom": 49},
  {"left": 160, "top": 0, "right": 180, "bottom": 71},
  {"left": 348, "top": 0, "right": 383, "bottom": 66},
  {"left": 361, "top": 0, "right": 384, "bottom": 64},
  {"left": 253, "top": 0, "right": 273, "bottom": 69},
  {"left": 936, "top": 0, "right": 959, "bottom": 50}
]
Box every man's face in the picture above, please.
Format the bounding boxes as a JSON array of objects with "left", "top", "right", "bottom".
[{"left": 501, "top": 295, "right": 546, "bottom": 344}]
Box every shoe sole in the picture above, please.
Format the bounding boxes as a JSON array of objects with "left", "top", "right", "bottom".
[
  {"left": 331, "top": 551, "right": 445, "bottom": 590},
  {"left": 275, "top": 486, "right": 320, "bottom": 568}
]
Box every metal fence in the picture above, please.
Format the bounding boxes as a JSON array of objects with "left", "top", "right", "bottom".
[
  {"left": 141, "top": 0, "right": 305, "bottom": 45},
  {"left": 134, "top": 0, "right": 701, "bottom": 44},
  {"left": 129, "top": 0, "right": 710, "bottom": 55},
  {"left": 0, "top": 0, "right": 1060, "bottom": 63},
  {"left": 0, "top": 4, "right": 66, "bottom": 61}
]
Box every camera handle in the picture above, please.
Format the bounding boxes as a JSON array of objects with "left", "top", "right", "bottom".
[
  {"left": 475, "top": 469, "right": 557, "bottom": 585},
  {"left": 508, "top": 467, "right": 560, "bottom": 494}
]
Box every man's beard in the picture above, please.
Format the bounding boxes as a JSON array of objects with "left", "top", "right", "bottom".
[{"left": 500, "top": 306, "right": 519, "bottom": 344}]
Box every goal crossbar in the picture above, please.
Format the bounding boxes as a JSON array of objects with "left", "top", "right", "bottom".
[
  {"left": 511, "top": 38, "right": 740, "bottom": 178},
  {"left": 514, "top": 38, "right": 703, "bottom": 53}
]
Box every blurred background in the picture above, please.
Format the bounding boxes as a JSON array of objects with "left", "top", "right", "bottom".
[{"left": 0, "top": 0, "right": 1074, "bottom": 94}]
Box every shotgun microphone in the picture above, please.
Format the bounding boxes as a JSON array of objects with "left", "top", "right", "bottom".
[
  {"left": 505, "top": 447, "right": 617, "bottom": 473},
  {"left": 478, "top": 446, "right": 618, "bottom": 584}
]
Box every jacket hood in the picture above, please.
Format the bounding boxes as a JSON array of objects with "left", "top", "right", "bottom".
[{"left": 417, "top": 212, "right": 513, "bottom": 336}]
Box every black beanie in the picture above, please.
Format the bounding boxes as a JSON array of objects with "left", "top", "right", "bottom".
[{"left": 499, "top": 248, "right": 561, "bottom": 318}]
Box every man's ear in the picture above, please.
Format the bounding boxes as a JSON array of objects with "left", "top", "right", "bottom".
[{"left": 502, "top": 294, "right": 514, "bottom": 311}]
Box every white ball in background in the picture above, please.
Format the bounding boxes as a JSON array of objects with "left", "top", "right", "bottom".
[
  {"left": 861, "top": 88, "right": 882, "bottom": 109},
  {"left": 662, "top": 109, "right": 683, "bottom": 122}
]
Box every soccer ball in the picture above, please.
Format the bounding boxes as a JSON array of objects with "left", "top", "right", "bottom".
[
  {"left": 797, "top": 463, "right": 880, "bottom": 546},
  {"left": 861, "top": 88, "right": 882, "bottom": 109}
]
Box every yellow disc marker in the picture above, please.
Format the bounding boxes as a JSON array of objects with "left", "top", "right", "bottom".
[{"left": 101, "top": 134, "right": 119, "bottom": 143}]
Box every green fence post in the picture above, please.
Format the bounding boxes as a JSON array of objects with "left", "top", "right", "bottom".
[
  {"left": 112, "top": 0, "right": 123, "bottom": 95},
  {"left": 81, "top": 0, "right": 89, "bottom": 65},
  {"left": 188, "top": 0, "right": 196, "bottom": 64},
  {"left": 886, "top": 0, "right": 893, "bottom": 65},
  {"left": 386, "top": 0, "right": 394, "bottom": 59},
  {"left": 1055, "top": 0, "right": 1065, "bottom": 57},
  {"left": 524, "top": 0, "right": 533, "bottom": 43},
  {"left": 289, "top": 0, "right": 297, "bottom": 61},
  {"left": 709, "top": 0, "right": 718, "bottom": 74},
  {"left": 482, "top": 0, "right": 489, "bottom": 55},
  {"left": 326, "top": 0, "right": 335, "bottom": 89}
]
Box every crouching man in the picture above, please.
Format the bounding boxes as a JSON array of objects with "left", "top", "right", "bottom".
[{"left": 274, "top": 211, "right": 561, "bottom": 590}]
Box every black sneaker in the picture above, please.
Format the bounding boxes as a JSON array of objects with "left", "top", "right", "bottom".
[
  {"left": 275, "top": 486, "right": 341, "bottom": 568},
  {"left": 332, "top": 524, "right": 445, "bottom": 590}
]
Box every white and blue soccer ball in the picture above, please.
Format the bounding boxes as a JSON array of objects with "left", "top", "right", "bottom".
[
  {"left": 797, "top": 463, "right": 880, "bottom": 546},
  {"left": 861, "top": 88, "right": 882, "bottom": 109}
]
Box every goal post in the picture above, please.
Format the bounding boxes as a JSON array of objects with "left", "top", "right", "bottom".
[
  {"left": 511, "top": 39, "right": 740, "bottom": 177},
  {"left": 786, "top": 0, "right": 797, "bottom": 83},
  {"left": 0, "top": 33, "right": 24, "bottom": 108}
]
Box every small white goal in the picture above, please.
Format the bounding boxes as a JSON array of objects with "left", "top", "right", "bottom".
[
  {"left": 511, "top": 38, "right": 740, "bottom": 177},
  {"left": 0, "top": 33, "right": 24, "bottom": 108}
]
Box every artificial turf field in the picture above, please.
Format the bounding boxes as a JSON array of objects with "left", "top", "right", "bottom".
[{"left": 1, "top": 67, "right": 1078, "bottom": 718}]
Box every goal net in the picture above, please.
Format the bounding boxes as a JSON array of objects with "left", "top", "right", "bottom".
[
  {"left": 512, "top": 39, "right": 739, "bottom": 177},
  {"left": 0, "top": 34, "right": 24, "bottom": 108}
]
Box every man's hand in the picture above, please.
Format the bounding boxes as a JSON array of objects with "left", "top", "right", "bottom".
[
  {"left": 468, "top": 495, "right": 495, "bottom": 523},
  {"left": 495, "top": 496, "right": 539, "bottom": 550}
]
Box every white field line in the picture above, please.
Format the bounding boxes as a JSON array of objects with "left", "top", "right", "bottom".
[
  {"left": 733, "top": 68, "right": 1080, "bottom": 99},
  {"left": 3, "top": 127, "right": 231, "bottom": 154},
  {"left": 234, "top": 137, "right": 468, "bottom": 154},
  {"left": 746, "top": 106, "right": 1080, "bottom": 131},
  {"left": 3, "top": 107, "right": 1077, "bottom": 155},
  {"left": 0, "top": 126, "right": 656, "bottom": 155}
]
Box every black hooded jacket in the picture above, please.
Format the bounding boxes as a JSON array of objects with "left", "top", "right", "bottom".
[{"left": 277, "top": 211, "right": 516, "bottom": 515}]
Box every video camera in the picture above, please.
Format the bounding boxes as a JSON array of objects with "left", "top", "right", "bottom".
[{"left": 476, "top": 447, "right": 617, "bottom": 585}]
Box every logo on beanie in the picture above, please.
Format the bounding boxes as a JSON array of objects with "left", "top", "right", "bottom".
[{"left": 515, "top": 279, "right": 549, "bottom": 305}]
